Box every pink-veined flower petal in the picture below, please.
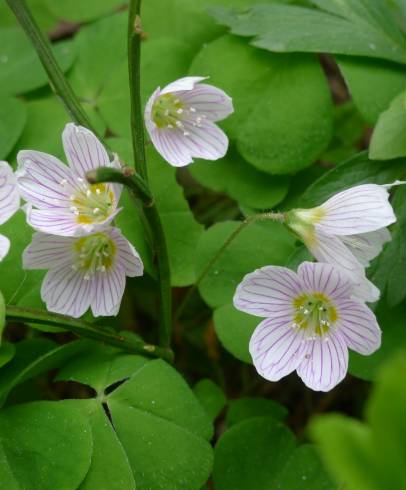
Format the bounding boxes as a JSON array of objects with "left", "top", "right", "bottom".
[
  {"left": 250, "top": 317, "right": 307, "bottom": 382},
  {"left": 148, "top": 128, "right": 193, "bottom": 167},
  {"left": 109, "top": 227, "right": 144, "bottom": 277},
  {"left": 41, "top": 265, "right": 94, "bottom": 318},
  {"left": 16, "top": 150, "right": 73, "bottom": 209},
  {"left": 180, "top": 83, "right": 233, "bottom": 122},
  {"left": 62, "top": 123, "right": 110, "bottom": 177},
  {"left": 298, "top": 261, "right": 353, "bottom": 300},
  {"left": 0, "top": 161, "right": 20, "bottom": 225},
  {"left": 307, "top": 230, "right": 380, "bottom": 302},
  {"left": 160, "top": 76, "right": 207, "bottom": 95},
  {"left": 317, "top": 184, "right": 396, "bottom": 235},
  {"left": 25, "top": 206, "right": 79, "bottom": 237},
  {"left": 341, "top": 228, "right": 391, "bottom": 267},
  {"left": 91, "top": 267, "right": 126, "bottom": 317},
  {"left": 336, "top": 299, "right": 381, "bottom": 355},
  {"left": 233, "top": 266, "right": 302, "bottom": 318},
  {"left": 0, "top": 234, "right": 10, "bottom": 261},
  {"left": 23, "top": 232, "right": 75, "bottom": 270},
  {"left": 297, "top": 333, "right": 348, "bottom": 392},
  {"left": 182, "top": 118, "right": 229, "bottom": 161}
]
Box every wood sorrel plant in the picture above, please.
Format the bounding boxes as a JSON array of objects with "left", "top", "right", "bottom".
[{"left": 1, "top": 0, "right": 406, "bottom": 488}]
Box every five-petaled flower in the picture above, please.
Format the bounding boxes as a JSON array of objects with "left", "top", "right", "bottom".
[
  {"left": 16, "top": 123, "right": 122, "bottom": 237},
  {"left": 234, "top": 262, "right": 381, "bottom": 391},
  {"left": 286, "top": 184, "right": 398, "bottom": 302},
  {"left": 144, "top": 76, "right": 234, "bottom": 167},
  {"left": 0, "top": 161, "right": 20, "bottom": 260},
  {"left": 23, "top": 227, "right": 143, "bottom": 318}
]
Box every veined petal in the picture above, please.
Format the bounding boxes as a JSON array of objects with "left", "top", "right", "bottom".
[
  {"left": 336, "top": 299, "right": 381, "bottom": 355},
  {"left": 298, "top": 261, "right": 353, "bottom": 300},
  {"left": 317, "top": 184, "right": 396, "bottom": 235},
  {"left": 16, "top": 150, "right": 73, "bottom": 209},
  {"left": 41, "top": 265, "right": 93, "bottom": 318},
  {"left": 182, "top": 119, "right": 228, "bottom": 161},
  {"left": 308, "top": 229, "right": 365, "bottom": 277},
  {"left": 25, "top": 206, "right": 79, "bottom": 237},
  {"left": 148, "top": 128, "right": 193, "bottom": 167},
  {"left": 160, "top": 76, "right": 207, "bottom": 95},
  {"left": 180, "top": 83, "right": 234, "bottom": 122},
  {"left": 62, "top": 123, "right": 110, "bottom": 177},
  {"left": 297, "top": 333, "right": 348, "bottom": 392},
  {"left": 91, "top": 267, "right": 125, "bottom": 317},
  {"left": 0, "top": 161, "right": 20, "bottom": 225},
  {"left": 234, "top": 266, "right": 302, "bottom": 318},
  {"left": 23, "top": 232, "right": 75, "bottom": 270},
  {"left": 308, "top": 230, "right": 380, "bottom": 303},
  {"left": 0, "top": 234, "right": 10, "bottom": 261},
  {"left": 341, "top": 228, "right": 391, "bottom": 267},
  {"left": 250, "top": 317, "right": 307, "bottom": 382},
  {"left": 109, "top": 227, "right": 143, "bottom": 277}
]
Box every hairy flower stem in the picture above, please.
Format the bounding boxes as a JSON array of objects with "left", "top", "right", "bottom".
[
  {"left": 128, "top": 0, "right": 147, "bottom": 181},
  {"left": 6, "top": 306, "right": 174, "bottom": 362},
  {"left": 5, "top": 0, "right": 97, "bottom": 134},
  {"left": 174, "top": 212, "right": 285, "bottom": 322},
  {"left": 127, "top": 0, "right": 172, "bottom": 347}
]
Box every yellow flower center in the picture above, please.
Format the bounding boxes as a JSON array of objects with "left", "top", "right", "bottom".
[
  {"left": 292, "top": 292, "right": 338, "bottom": 339},
  {"left": 73, "top": 233, "right": 116, "bottom": 279},
  {"left": 152, "top": 93, "right": 185, "bottom": 129},
  {"left": 68, "top": 180, "right": 115, "bottom": 224}
]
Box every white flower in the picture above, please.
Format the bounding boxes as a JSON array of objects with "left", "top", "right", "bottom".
[
  {"left": 286, "top": 184, "right": 398, "bottom": 302},
  {"left": 23, "top": 227, "right": 143, "bottom": 318},
  {"left": 234, "top": 262, "right": 381, "bottom": 392},
  {"left": 16, "top": 123, "right": 122, "bottom": 237},
  {"left": 144, "top": 76, "right": 234, "bottom": 167},
  {"left": 0, "top": 161, "right": 20, "bottom": 260}
]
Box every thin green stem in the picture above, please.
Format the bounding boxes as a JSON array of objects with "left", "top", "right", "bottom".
[
  {"left": 127, "top": 0, "right": 172, "bottom": 346},
  {"left": 6, "top": 0, "right": 97, "bottom": 133},
  {"left": 128, "top": 0, "right": 147, "bottom": 181},
  {"left": 174, "top": 212, "right": 285, "bottom": 322},
  {"left": 6, "top": 306, "right": 174, "bottom": 362}
]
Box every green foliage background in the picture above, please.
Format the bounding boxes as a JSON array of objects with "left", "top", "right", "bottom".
[{"left": 0, "top": 0, "right": 406, "bottom": 488}]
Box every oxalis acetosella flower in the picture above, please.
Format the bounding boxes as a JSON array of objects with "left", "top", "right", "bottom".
[
  {"left": 144, "top": 76, "right": 234, "bottom": 167},
  {"left": 234, "top": 262, "right": 381, "bottom": 391},
  {"left": 23, "top": 227, "right": 143, "bottom": 318},
  {"left": 0, "top": 161, "right": 20, "bottom": 260},
  {"left": 285, "top": 183, "right": 401, "bottom": 302},
  {"left": 16, "top": 123, "right": 122, "bottom": 237}
]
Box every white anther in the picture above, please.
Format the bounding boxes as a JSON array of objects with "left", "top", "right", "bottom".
[
  {"left": 303, "top": 309, "right": 310, "bottom": 315},
  {"left": 318, "top": 306, "right": 324, "bottom": 311},
  {"left": 93, "top": 208, "right": 100, "bottom": 215},
  {"left": 77, "top": 177, "right": 84, "bottom": 183},
  {"left": 84, "top": 274, "right": 90, "bottom": 280},
  {"left": 164, "top": 109, "right": 170, "bottom": 116},
  {"left": 86, "top": 189, "right": 92, "bottom": 197},
  {"left": 168, "top": 124, "right": 174, "bottom": 129},
  {"left": 190, "top": 107, "right": 196, "bottom": 113},
  {"left": 96, "top": 188, "right": 101, "bottom": 195},
  {"left": 175, "top": 121, "right": 183, "bottom": 128},
  {"left": 98, "top": 265, "right": 106, "bottom": 272},
  {"left": 60, "top": 179, "right": 67, "bottom": 186},
  {"left": 177, "top": 108, "right": 183, "bottom": 114},
  {"left": 183, "top": 131, "right": 190, "bottom": 137},
  {"left": 196, "top": 117, "right": 202, "bottom": 124}
]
